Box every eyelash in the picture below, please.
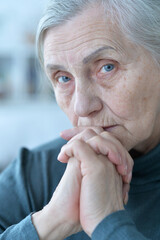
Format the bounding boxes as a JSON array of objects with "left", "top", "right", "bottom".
[
  {"left": 100, "top": 64, "right": 115, "bottom": 73},
  {"left": 53, "top": 61, "right": 117, "bottom": 86},
  {"left": 52, "top": 72, "right": 72, "bottom": 85},
  {"left": 57, "top": 76, "right": 71, "bottom": 83},
  {"left": 96, "top": 61, "right": 117, "bottom": 79}
]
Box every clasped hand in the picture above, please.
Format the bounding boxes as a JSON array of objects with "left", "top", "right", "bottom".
[{"left": 32, "top": 127, "right": 133, "bottom": 240}]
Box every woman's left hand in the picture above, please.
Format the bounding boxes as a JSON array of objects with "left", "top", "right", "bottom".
[
  {"left": 59, "top": 139, "right": 124, "bottom": 236},
  {"left": 58, "top": 127, "right": 133, "bottom": 203}
]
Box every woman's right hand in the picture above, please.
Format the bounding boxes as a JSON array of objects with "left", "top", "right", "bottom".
[
  {"left": 32, "top": 127, "right": 133, "bottom": 239},
  {"left": 59, "top": 127, "right": 134, "bottom": 203},
  {"left": 32, "top": 157, "right": 82, "bottom": 240}
]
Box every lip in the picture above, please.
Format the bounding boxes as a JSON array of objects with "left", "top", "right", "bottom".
[{"left": 102, "top": 125, "right": 118, "bottom": 131}]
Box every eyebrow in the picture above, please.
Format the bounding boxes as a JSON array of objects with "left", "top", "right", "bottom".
[
  {"left": 46, "top": 64, "right": 66, "bottom": 72},
  {"left": 46, "top": 46, "right": 116, "bottom": 72},
  {"left": 82, "top": 46, "right": 116, "bottom": 64}
]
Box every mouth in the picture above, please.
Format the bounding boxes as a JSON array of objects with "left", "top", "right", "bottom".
[{"left": 102, "top": 125, "right": 118, "bottom": 131}]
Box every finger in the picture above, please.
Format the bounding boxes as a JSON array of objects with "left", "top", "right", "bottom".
[
  {"left": 59, "top": 130, "right": 134, "bottom": 185},
  {"left": 123, "top": 188, "right": 129, "bottom": 205},
  {"left": 58, "top": 139, "right": 106, "bottom": 174},
  {"left": 61, "top": 129, "right": 134, "bottom": 177},
  {"left": 59, "top": 134, "right": 122, "bottom": 165},
  {"left": 116, "top": 164, "right": 128, "bottom": 176},
  {"left": 116, "top": 158, "right": 133, "bottom": 178},
  {"left": 86, "top": 133, "right": 133, "bottom": 185},
  {"left": 125, "top": 151, "right": 134, "bottom": 174},
  {"left": 60, "top": 127, "right": 85, "bottom": 140},
  {"left": 57, "top": 148, "right": 69, "bottom": 163},
  {"left": 60, "top": 127, "right": 104, "bottom": 140},
  {"left": 59, "top": 129, "right": 99, "bottom": 163},
  {"left": 59, "top": 133, "right": 133, "bottom": 178},
  {"left": 68, "top": 128, "right": 98, "bottom": 144},
  {"left": 86, "top": 135, "right": 122, "bottom": 166},
  {"left": 122, "top": 183, "right": 130, "bottom": 200},
  {"left": 100, "top": 132, "right": 134, "bottom": 175},
  {"left": 123, "top": 171, "right": 132, "bottom": 184},
  {"left": 87, "top": 135, "right": 133, "bottom": 185},
  {"left": 124, "top": 192, "right": 129, "bottom": 205},
  {"left": 53, "top": 157, "right": 81, "bottom": 197},
  {"left": 116, "top": 158, "right": 133, "bottom": 184}
]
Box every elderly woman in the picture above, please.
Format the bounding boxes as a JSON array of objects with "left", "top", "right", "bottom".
[{"left": 0, "top": 0, "right": 160, "bottom": 239}]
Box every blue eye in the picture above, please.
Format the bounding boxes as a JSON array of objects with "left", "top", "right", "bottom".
[
  {"left": 58, "top": 76, "right": 71, "bottom": 83},
  {"left": 101, "top": 64, "right": 115, "bottom": 73}
]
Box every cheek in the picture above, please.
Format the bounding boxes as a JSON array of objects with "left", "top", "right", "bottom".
[
  {"left": 105, "top": 83, "right": 140, "bottom": 120},
  {"left": 55, "top": 90, "right": 71, "bottom": 113},
  {"left": 55, "top": 90, "right": 78, "bottom": 126},
  {"left": 104, "top": 71, "right": 153, "bottom": 121}
]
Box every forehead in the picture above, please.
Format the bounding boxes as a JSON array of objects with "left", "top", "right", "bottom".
[{"left": 43, "top": 4, "right": 137, "bottom": 68}]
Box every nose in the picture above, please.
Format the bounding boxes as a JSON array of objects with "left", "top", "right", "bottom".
[{"left": 74, "top": 85, "right": 103, "bottom": 117}]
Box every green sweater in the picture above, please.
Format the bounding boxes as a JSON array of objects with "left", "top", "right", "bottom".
[{"left": 0, "top": 137, "right": 159, "bottom": 239}]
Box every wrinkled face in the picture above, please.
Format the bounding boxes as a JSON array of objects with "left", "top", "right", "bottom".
[{"left": 43, "top": 4, "right": 160, "bottom": 153}]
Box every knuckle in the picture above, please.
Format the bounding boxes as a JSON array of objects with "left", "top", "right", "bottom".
[
  {"left": 83, "top": 128, "right": 96, "bottom": 135},
  {"left": 100, "top": 132, "right": 117, "bottom": 146},
  {"left": 91, "top": 126, "right": 103, "bottom": 133},
  {"left": 72, "top": 139, "right": 84, "bottom": 148},
  {"left": 87, "top": 134, "right": 103, "bottom": 144},
  {"left": 127, "top": 153, "right": 134, "bottom": 168},
  {"left": 100, "top": 131, "right": 110, "bottom": 138}
]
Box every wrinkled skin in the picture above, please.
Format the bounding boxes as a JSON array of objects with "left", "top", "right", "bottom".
[
  {"left": 32, "top": 3, "right": 160, "bottom": 239},
  {"left": 44, "top": 4, "right": 160, "bottom": 153}
]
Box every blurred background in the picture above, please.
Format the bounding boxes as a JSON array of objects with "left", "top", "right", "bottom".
[{"left": 0, "top": 0, "right": 72, "bottom": 171}]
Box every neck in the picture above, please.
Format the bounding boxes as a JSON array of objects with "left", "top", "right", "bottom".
[{"left": 134, "top": 118, "right": 160, "bottom": 154}]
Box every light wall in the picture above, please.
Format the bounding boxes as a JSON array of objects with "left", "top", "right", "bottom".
[{"left": 0, "top": 0, "right": 72, "bottom": 170}]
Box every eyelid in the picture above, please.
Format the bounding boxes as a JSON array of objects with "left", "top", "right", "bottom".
[
  {"left": 96, "top": 58, "right": 114, "bottom": 66},
  {"left": 58, "top": 76, "right": 71, "bottom": 83},
  {"left": 96, "top": 60, "right": 116, "bottom": 72},
  {"left": 53, "top": 71, "right": 71, "bottom": 80},
  {"left": 94, "top": 61, "right": 118, "bottom": 81},
  {"left": 100, "top": 63, "right": 115, "bottom": 73},
  {"left": 53, "top": 71, "right": 73, "bottom": 86}
]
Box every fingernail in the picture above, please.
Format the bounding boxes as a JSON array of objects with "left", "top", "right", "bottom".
[
  {"left": 124, "top": 192, "right": 129, "bottom": 205},
  {"left": 126, "top": 172, "right": 132, "bottom": 183}
]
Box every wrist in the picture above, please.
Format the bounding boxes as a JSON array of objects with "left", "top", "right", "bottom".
[
  {"left": 32, "top": 205, "right": 77, "bottom": 240},
  {"left": 87, "top": 205, "right": 125, "bottom": 237}
]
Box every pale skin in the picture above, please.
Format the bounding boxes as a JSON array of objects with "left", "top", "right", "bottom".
[{"left": 32, "top": 3, "right": 160, "bottom": 240}]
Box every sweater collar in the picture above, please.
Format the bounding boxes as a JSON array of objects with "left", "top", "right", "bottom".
[{"left": 130, "top": 143, "right": 160, "bottom": 192}]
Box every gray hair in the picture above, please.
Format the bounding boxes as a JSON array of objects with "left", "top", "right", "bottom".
[{"left": 36, "top": 0, "right": 160, "bottom": 66}]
